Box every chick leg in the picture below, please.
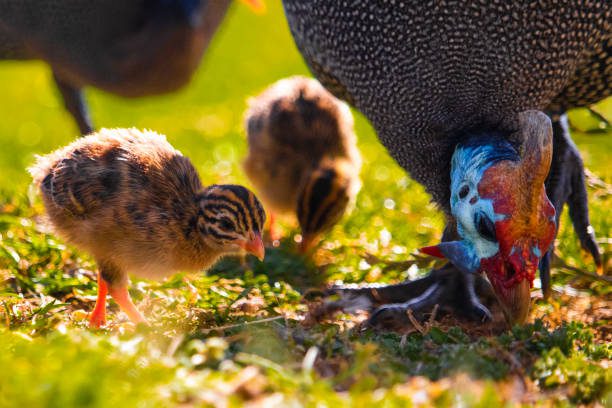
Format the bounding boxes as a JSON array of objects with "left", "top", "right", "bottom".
[
  {"left": 89, "top": 271, "right": 108, "bottom": 328},
  {"left": 108, "top": 286, "right": 147, "bottom": 325},
  {"left": 98, "top": 260, "right": 147, "bottom": 325}
]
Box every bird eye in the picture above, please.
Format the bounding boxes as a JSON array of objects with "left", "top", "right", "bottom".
[
  {"left": 458, "top": 184, "right": 470, "bottom": 199},
  {"left": 476, "top": 214, "right": 496, "bottom": 242},
  {"left": 218, "top": 218, "right": 235, "bottom": 231}
]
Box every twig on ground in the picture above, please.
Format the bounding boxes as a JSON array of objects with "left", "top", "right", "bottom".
[
  {"left": 586, "top": 107, "right": 611, "bottom": 128},
  {"left": 585, "top": 169, "right": 612, "bottom": 197},
  {"left": 406, "top": 309, "right": 426, "bottom": 334},
  {"left": 370, "top": 287, "right": 382, "bottom": 303},
  {"left": 199, "top": 315, "right": 285, "bottom": 334},
  {"left": 552, "top": 256, "right": 611, "bottom": 283},
  {"left": 358, "top": 251, "right": 442, "bottom": 273},
  {"left": 427, "top": 304, "right": 439, "bottom": 329}
]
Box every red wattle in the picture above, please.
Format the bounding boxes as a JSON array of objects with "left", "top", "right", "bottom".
[{"left": 419, "top": 245, "right": 445, "bottom": 258}]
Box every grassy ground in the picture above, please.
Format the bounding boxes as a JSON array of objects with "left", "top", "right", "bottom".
[{"left": 0, "top": 2, "right": 610, "bottom": 407}]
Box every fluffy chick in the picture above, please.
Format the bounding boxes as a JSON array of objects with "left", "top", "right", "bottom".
[
  {"left": 29, "top": 128, "right": 266, "bottom": 327},
  {"left": 244, "top": 76, "right": 361, "bottom": 251}
]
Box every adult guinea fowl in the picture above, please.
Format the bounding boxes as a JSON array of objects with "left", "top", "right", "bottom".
[
  {"left": 282, "top": 1, "right": 609, "bottom": 326},
  {"left": 0, "top": 0, "right": 262, "bottom": 134}
]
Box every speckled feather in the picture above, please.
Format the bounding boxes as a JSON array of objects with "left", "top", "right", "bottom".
[
  {"left": 282, "top": 0, "right": 610, "bottom": 210},
  {"left": 244, "top": 76, "right": 361, "bottom": 237},
  {"left": 30, "top": 128, "right": 265, "bottom": 285}
]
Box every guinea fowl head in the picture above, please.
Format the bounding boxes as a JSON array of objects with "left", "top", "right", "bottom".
[
  {"left": 421, "top": 111, "right": 556, "bottom": 324},
  {"left": 297, "top": 159, "right": 359, "bottom": 252},
  {"left": 197, "top": 184, "right": 266, "bottom": 260}
]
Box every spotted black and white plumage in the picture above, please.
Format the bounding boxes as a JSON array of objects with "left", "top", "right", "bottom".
[
  {"left": 282, "top": 0, "right": 610, "bottom": 325},
  {"left": 283, "top": 1, "right": 610, "bottom": 207}
]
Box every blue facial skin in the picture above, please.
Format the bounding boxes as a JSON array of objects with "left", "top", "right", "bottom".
[{"left": 446, "top": 135, "right": 520, "bottom": 273}]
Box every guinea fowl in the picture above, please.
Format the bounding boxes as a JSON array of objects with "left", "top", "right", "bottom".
[
  {"left": 243, "top": 76, "right": 362, "bottom": 251},
  {"left": 282, "top": 1, "right": 609, "bottom": 326},
  {"left": 30, "top": 128, "right": 266, "bottom": 327},
  {"left": 0, "top": 0, "right": 262, "bottom": 134}
]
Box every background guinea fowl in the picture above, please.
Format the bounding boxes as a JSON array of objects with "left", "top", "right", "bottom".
[
  {"left": 282, "top": 0, "right": 610, "bottom": 326},
  {"left": 29, "top": 128, "right": 266, "bottom": 327},
  {"left": 243, "top": 76, "right": 361, "bottom": 252},
  {"left": 0, "top": 0, "right": 262, "bottom": 134}
]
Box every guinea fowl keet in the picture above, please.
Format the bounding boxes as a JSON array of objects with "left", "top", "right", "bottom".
[
  {"left": 30, "top": 128, "right": 266, "bottom": 327},
  {"left": 282, "top": 0, "right": 609, "bottom": 325},
  {"left": 243, "top": 76, "right": 362, "bottom": 252}
]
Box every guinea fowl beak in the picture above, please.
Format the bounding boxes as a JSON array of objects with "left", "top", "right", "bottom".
[
  {"left": 241, "top": 233, "right": 265, "bottom": 261},
  {"left": 488, "top": 247, "right": 538, "bottom": 325},
  {"left": 240, "top": 0, "right": 266, "bottom": 13},
  {"left": 497, "top": 278, "right": 531, "bottom": 326}
]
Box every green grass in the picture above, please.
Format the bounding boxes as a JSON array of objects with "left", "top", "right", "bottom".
[{"left": 0, "top": 2, "right": 610, "bottom": 406}]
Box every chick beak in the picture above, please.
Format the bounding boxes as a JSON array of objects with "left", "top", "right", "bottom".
[
  {"left": 240, "top": 0, "right": 266, "bottom": 13},
  {"left": 498, "top": 278, "right": 531, "bottom": 326},
  {"left": 241, "top": 233, "right": 265, "bottom": 261}
]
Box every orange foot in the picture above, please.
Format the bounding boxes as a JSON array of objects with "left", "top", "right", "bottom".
[
  {"left": 109, "top": 285, "right": 147, "bottom": 325},
  {"left": 89, "top": 309, "right": 107, "bottom": 328},
  {"left": 89, "top": 276, "right": 108, "bottom": 328}
]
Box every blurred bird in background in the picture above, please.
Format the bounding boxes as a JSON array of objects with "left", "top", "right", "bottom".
[
  {"left": 0, "top": 0, "right": 264, "bottom": 134},
  {"left": 243, "top": 76, "right": 362, "bottom": 253}
]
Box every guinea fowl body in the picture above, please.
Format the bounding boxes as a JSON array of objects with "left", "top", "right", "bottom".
[
  {"left": 30, "top": 128, "right": 266, "bottom": 326},
  {"left": 0, "top": 1, "right": 231, "bottom": 96},
  {"left": 283, "top": 1, "right": 610, "bottom": 207},
  {"left": 282, "top": 0, "right": 610, "bottom": 324},
  {"left": 0, "top": 0, "right": 257, "bottom": 133},
  {"left": 244, "top": 76, "right": 361, "bottom": 248}
]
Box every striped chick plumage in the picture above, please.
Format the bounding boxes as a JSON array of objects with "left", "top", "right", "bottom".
[
  {"left": 30, "top": 128, "right": 265, "bottom": 327},
  {"left": 244, "top": 76, "right": 361, "bottom": 250}
]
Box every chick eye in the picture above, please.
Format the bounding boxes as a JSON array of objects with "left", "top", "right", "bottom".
[
  {"left": 476, "top": 214, "right": 496, "bottom": 242},
  {"left": 218, "top": 218, "right": 235, "bottom": 231}
]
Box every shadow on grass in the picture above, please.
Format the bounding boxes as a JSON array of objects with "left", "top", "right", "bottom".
[{"left": 209, "top": 238, "right": 328, "bottom": 291}]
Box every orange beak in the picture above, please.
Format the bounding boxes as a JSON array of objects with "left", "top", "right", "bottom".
[
  {"left": 240, "top": 233, "right": 265, "bottom": 261},
  {"left": 240, "top": 0, "right": 266, "bottom": 13}
]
